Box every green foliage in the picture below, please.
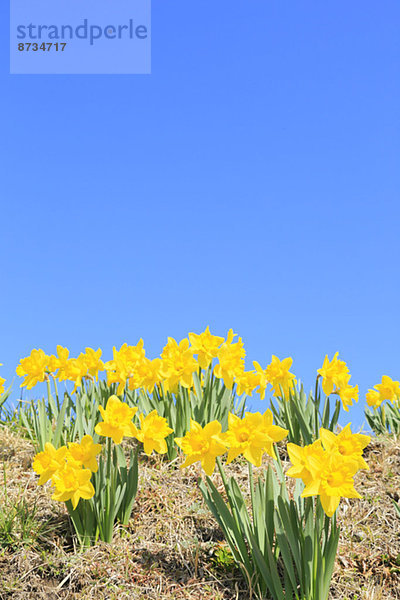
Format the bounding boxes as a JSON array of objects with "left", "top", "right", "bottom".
[
  {"left": 0, "top": 383, "right": 15, "bottom": 425},
  {"left": 127, "top": 368, "right": 246, "bottom": 460},
  {"left": 365, "top": 403, "right": 400, "bottom": 435},
  {"left": 211, "top": 542, "right": 236, "bottom": 571},
  {"left": 67, "top": 442, "right": 139, "bottom": 547},
  {"left": 270, "top": 379, "right": 340, "bottom": 445},
  {"left": 18, "top": 379, "right": 118, "bottom": 451},
  {"left": 199, "top": 457, "right": 339, "bottom": 600}
]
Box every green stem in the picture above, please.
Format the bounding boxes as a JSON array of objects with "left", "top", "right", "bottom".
[
  {"left": 314, "top": 376, "right": 320, "bottom": 439},
  {"left": 331, "top": 510, "right": 337, "bottom": 533},
  {"left": 248, "top": 461, "right": 255, "bottom": 515},
  {"left": 287, "top": 397, "right": 296, "bottom": 442},
  {"left": 106, "top": 437, "right": 112, "bottom": 497},
  {"left": 105, "top": 437, "right": 113, "bottom": 542},
  {"left": 216, "top": 456, "right": 229, "bottom": 490},
  {"left": 52, "top": 376, "right": 60, "bottom": 412},
  {"left": 46, "top": 378, "right": 52, "bottom": 406},
  {"left": 66, "top": 500, "right": 87, "bottom": 548},
  {"left": 205, "top": 363, "right": 212, "bottom": 388}
]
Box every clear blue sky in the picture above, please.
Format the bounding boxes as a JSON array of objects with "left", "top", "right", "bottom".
[{"left": 1, "top": 1, "right": 399, "bottom": 429}]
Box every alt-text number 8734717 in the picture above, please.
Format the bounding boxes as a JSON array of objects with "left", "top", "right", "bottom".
[{"left": 18, "top": 42, "right": 67, "bottom": 51}]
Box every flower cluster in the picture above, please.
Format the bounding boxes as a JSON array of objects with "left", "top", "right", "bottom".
[
  {"left": 105, "top": 341, "right": 147, "bottom": 394},
  {"left": 366, "top": 375, "right": 400, "bottom": 409},
  {"left": 160, "top": 337, "right": 198, "bottom": 394},
  {"left": 317, "top": 352, "right": 358, "bottom": 411},
  {"left": 15, "top": 329, "right": 299, "bottom": 404},
  {"left": 16, "top": 335, "right": 366, "bottom": 418},
  {"left": 16, "top": 346, "right": 104, "bottom": 391},
  {"left": 188, "top": 327, "right": 224, "bottom": 369},
  {"left": 213, "top": 329, "right": 246, "bottom": 389},
  {"left": 32, "top": 436, "right": 100, "bottom": 508},
  {"left": 94, "top": 395, "right": 173, "bottom": 451},
  {"left": 32, "top": 396, "right": 173, "bottom": 509},
  {"left": 175, "top": 409, "right": 288, "bottom": 476},
  {"left": 287, "top": 425, "right": 370, "bottom": 516},
  {"left": 254, "top": 355, "right": 296, "bottom": 399}
]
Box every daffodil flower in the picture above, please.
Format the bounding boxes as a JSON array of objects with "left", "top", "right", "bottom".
[
  {"left": 16, "top": 349, "right": 49, "bottom": 389},
  {"left": 317, "top": 352, "right": 349, "bottom": 396},
  {"left": 301, "top": 452, "right": 361, "bottom": 517},
  {"left": 265, "top": 355, "right": 296, "bottom": 399},
  {"left": 319, "top": 425, "right": 370, "bottom": 471},
  {"left": 67, "top": 435, "right": 102, "bottom": 472},
  {"left": 188, "top": 326, "right": 224, "bottom": 369},
  {"left": 175, "top": 419, "right": 227, "bottom": 476},
  {"left": 94, "top": 395, "right": 138, "bottom": 444},
  {"left": 214, "top": 329, "right": 245, "bottom": 389},
  {"left": 135, "top": 410, "right": 173, "bottom": 455},
  {"left": 32, "top": 442, "right": 68, "bottom": 485},
  {"left": 52, "top": 463, "right": 95, "bottom": 510},
  {"left": 160, "top": 337, "right": 198, "bottom": 393},
  {"left": 222, "top": 410, "right": 287, "bottom": 467}
]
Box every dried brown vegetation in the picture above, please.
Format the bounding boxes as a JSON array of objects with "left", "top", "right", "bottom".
[{"left": 0, "top": 425, "right": 399, "bottom": 600}]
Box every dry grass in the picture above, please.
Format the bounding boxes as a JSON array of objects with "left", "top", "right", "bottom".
[{"left": 0, "top": 425, "right": 399, "bottom": 600}]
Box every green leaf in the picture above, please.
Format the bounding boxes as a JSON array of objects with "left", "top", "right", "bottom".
[
  {"left": 199, "top": 477, "right": 252, "bottom": 574},
  {"left": 247, "top": 527, "right": 285, "bottom": 600},
  {"left": 52, "top": 395, "right": 69, "bottom": 448}
]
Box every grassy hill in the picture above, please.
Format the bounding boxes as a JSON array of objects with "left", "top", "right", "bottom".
[{"left": 0, "top": 425, "right": 399, "bottom": 600}]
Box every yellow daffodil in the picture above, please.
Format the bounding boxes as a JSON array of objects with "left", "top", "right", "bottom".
[
  {"left": 46, "top": 355, "right": 59, "bottom": 375},
  {"left": 366, "top": 388, "right": 383, "bottom": 408},
  {"left": 265, "top": 355, "right": 296, "bottom": 399},
  {"left": 337, "top": 383, "right": 359, "bottom": 412},
  {"left": 188, "top": 326, "right": 224, "bottom": 369},
  {"left": 53, "top": 345, "right": 70, "bottom": 381},
  {"left": 81, "top": 347, "right": 104, "bottom": 380},
  {"left": 105, "top": 352, "right": 131, "bottom": 393},
  {"left": 301, "top": 452, "right": 361, "bottom": 517},
  {"left": 67, "top": 435, "right": 102, "bottom": 472},
  {"left": 222, "top": 411, "right": 285, "bottom": 467},
  {"left": 32, "top": 443, "right": 68, "bottom": 485},
  {"left": 94, "top": 395, "right": 138, "bottom": 445},
  {"left": 253, "top": 361, "right": 269, "bottom": 400},
  {"left": 52, "top": 463, "right": 95, "bottom": 509},
  {"left": 214, "top": 329, "right": 245, "bottom": 389},
  {"left": 104, "top": 341, "right": 146, "bottom": 394},
  {"left": 317, "top": 352, "right": 349, "bottom": 396},
  {"left": 286, "top": 440, "right": 326, "bottom": 485},
  {"left": 160, "top": 337, "right": 198, "bottom": 394},
  {"left": 175, "top": 419, "right": 227, "bottom": 476},
  {"left": 319, "top": 425, "right": 370, "bottom": 471},
  {"left": 135, "top": 410, "right": 174, "bottom": 455},
  {"left": 63, "top": 356, "right": 88, "bottom": 391},
  {"left": 129, "top": 357, "right": 164, "bottom": 393},
  {"left": 375, "top": 375, "right": 400, "bottom": 404},
  {"left": 259, "top": 409, "right": 289, "bottom": 459},
  {"left": 234, "top": 370, "right": 260, "bottom": 397},
  {"left": 16, "top": 349, "right": 49, "bottom": 389},
  {"left": 53, "top": 346, "right": 88, "bottom": 390}
]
